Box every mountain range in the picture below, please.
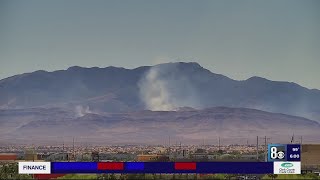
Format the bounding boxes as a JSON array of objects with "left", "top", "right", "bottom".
[
  {"left": 0, "top": 62, "right": 319, "bottom": 121},
  {"left": 0, "top": 62, "right": 319, "bottom": 144}
]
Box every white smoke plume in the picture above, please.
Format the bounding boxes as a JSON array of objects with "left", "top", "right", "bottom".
[
  {"left": 139, "top": 67, "right": 175, "bottom": 111},
  {"left": 75, "top": 105, "right": 92, "bottom": 117},
  {"left": 138, "top": 63, "right": 201, "bottom": 111}
]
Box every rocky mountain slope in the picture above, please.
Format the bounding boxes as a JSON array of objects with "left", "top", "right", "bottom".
[
  {"left": 0, "top": 62, "right": 319, "bottom": 121},
  {"left": 1, "top": 107, "right": 319, "bottom": 144}
]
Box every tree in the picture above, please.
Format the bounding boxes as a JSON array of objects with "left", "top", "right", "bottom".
[
  {"left": 0, "top": 163, "right": 33, "bottom": 180},
  {"left": 268, "top": 174, "right": 278, "bottom": 180}
]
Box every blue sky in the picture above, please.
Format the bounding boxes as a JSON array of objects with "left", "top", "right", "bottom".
[{"left": 1, "top": 0, "right": 319, "bottom": 89}]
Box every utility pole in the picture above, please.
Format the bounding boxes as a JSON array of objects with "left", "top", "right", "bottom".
[
  {"left": 300, "top": 136, "right": 303, "bottom": 157},
  {"left": 168, "top": 136, "right": 171, "bottom": 157},
  {"left": 256, "top": 136, "right": 259, "bottom": 161},
  {"left": 202, "top": 138, "right": 205, "bottom": 147},
  {"left": 218, "top": 137, "right": 221, "bottom": 151},
  {"left": 260, "top": 136, "right": 271, "bottom": 162},
  {"left": 290, "top": 133, "right": 295, "bottom": 144},
  {"left": 62, "top": 140, "right": 65, "bottom": 161},
  {"left": 264, "top": 136, "right": 267, "bottom": 162},
  {"left": 73, "top": 137, "right": 75, "bottom": 161},
  {"left": 32, "top": 143, "right": 35, "bottom": 162}
]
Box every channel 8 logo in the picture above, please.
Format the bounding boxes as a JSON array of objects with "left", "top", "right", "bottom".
[{"left": 268, "top": 144, "right": 286, "bottom": 161}]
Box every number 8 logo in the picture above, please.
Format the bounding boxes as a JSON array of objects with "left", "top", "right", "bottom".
[{"left": 270, "top": 147, "right": 278, "bottom": 159}]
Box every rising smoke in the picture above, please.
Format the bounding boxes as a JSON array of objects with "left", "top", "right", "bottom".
[
  {"left": 75, "top": 105, "right": 92, "bottom": 117},
  {"left": 138, "top": 63, "right": 201, "bottom": 111}
]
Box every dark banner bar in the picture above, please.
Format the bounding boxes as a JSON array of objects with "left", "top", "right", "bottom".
[{"left": 52, "top": 162, "right": 273, "bottom": 174}]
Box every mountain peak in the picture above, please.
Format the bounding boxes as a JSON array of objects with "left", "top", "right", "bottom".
[
  {"left": 176, "top": 61, "right": 202, "bottom": 67},
  {"left": 151, "top": 62, "right": 206, "bottom": 74},
  {"left": 153, "top": 62, "right": 201, "bottom": 68},
  {"left": 67, "top": 66, "right": 85, "bottom": 71},
  {"left": 246, "top": 76, "right": 269, "bottom": 81}
]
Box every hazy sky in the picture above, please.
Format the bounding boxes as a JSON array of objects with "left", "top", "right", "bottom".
[{"left": 1, "top": 0, "right": 319, "bottom": 89}]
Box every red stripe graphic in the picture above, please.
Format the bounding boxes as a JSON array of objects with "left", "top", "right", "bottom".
[
  {"left": 174, "top": 162, "right": 197, "bottom": 170},
  {"left": 97, "top": 162, "right": 124, "bottom": 170}
]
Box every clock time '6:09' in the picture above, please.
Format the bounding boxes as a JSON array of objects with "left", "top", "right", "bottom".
[{"left": 290, "top": 154, "right": 299, "bottom": 158}]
